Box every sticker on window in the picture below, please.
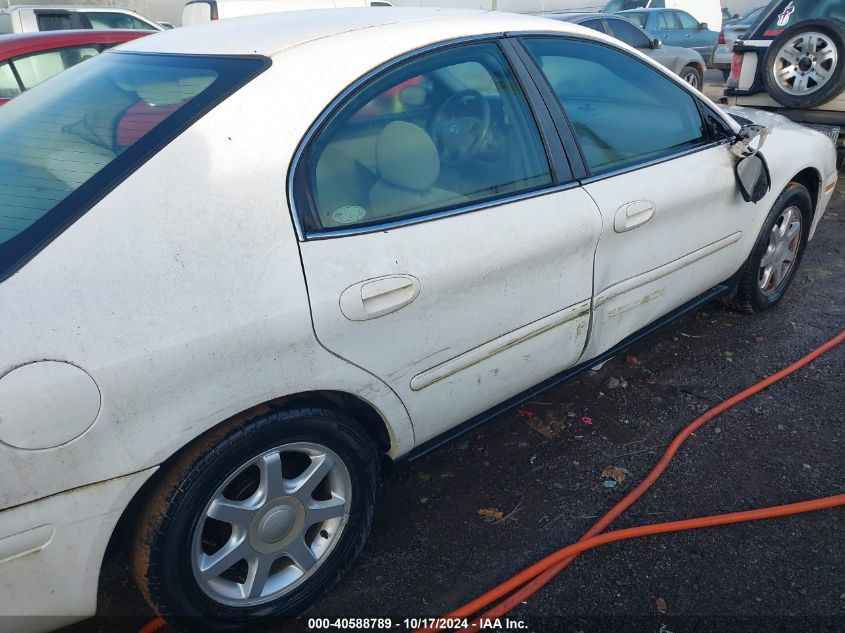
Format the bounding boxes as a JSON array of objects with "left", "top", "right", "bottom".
[
  {"left": 331, "top": 206, "right": 367, "bottom": 225},
  {"left": 777, "top": 1, "right": 795, "bottom": 27}
]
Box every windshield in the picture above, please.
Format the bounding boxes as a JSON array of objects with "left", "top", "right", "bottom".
[{"left": 0, "top": 51, "right": 267, "bottom": 280}]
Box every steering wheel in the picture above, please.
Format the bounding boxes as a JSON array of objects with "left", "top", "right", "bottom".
[{"left": 431, "top": 89, "right": 492, "bottom": 166}]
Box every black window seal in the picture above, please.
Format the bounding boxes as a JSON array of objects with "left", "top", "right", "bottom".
[
  {"left": 288, "top": 35, "right": 571, "bottom": 241},
  {"left": 509, "top": 32, "right": 731, "bottom": 184},
  {"left": 0, "top": 51, "right": 271, "bottom": 285}
]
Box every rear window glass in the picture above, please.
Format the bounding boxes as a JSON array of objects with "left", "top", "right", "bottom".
[{"left": 0, "top": 51, "right": 267, "bottom": 281}]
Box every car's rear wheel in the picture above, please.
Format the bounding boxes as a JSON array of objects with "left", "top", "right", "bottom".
[
  {"left": 722, "top": 182, "right": 812, "bottom": 314},
  {"left": 762, "top": 18, "right": 845, "bottom": 108},
  {"left": 680, "top": 64, "right": 703, "bottom": 89},
  {"left": 131, "top": 406, "right": 380, "bottom": 631}
]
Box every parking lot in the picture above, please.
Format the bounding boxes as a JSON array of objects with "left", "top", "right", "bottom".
[{"left": 67, "top": 152, "right": 844, "bottom": 632}]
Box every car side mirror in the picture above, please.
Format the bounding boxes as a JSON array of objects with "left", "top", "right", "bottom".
[
  {"left": 735, "top": 154, "right": 771, "bottom": 203},
  {"left": 731, "top": 124, "right": 772, "bottom": 203},
  {"left": 699, "top": 22, "right": 708, "bottom": 30},
  {"left": 652, "top": 38, "right": 662, "bottom": 48},
  {"left": 733, "top": 13, "right": 740, "bottom": 19}
]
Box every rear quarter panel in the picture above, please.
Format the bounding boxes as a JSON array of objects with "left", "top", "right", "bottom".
[{"left": 0, "top": 64, "right": 413, "bottom": 509}]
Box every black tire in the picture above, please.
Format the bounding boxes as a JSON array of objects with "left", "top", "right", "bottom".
[
  {"left": 680, "top": 64, "right": 703, "bottom": 90},
  {"left": 721, "top": 182, "right": 812, "bottom": 314},
  {"left": 131, "top": 406, "right": 380, "bottom": 632},
  {"left": 762, "top": 18, "right": 845, "bottom": 109}
]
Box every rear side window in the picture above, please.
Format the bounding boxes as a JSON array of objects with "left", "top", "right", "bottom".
[
  {"left": 296, "top": 42, "right": 552, "bottom": 234},
  {"left": 608, "top": 19, "right": 651, "bottom": 48},
  {"left": 582, "top": 19, "right": 608, "bottom": 34},
  {"left": 13, "top": 46, "right": 102, "bottom": 90},
  {"left": 0, "top": 62, "right": 21, "bottom": 99},
  {"left": 625, "top": 12, "right": 648, "bottom": 28},
  {"left": 523, "top": 37, "right": 706, "bottom": 175},
  {"left": 0, "top": 52, "right": 268, "bottom": 281}
]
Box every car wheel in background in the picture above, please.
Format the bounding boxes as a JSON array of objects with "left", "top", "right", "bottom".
[
  {"left": 722, "top": 182, "right": 812, "bottom": 314},
  {"left": 680, "top": 64, "right": 703, "bottom": 89},
  {"left": 762, "top": 18, "right": 845, "bottom": 108},
  {"left": 131, "top": 406, "right": 380, "bottom": 631}
]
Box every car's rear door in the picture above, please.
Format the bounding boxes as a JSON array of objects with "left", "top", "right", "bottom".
[
  {"left": 515, "top": 35, "right": 749, "bottom": 360},
  {"left": 292, "top": 40, "right": 602, "bottom": 446}
]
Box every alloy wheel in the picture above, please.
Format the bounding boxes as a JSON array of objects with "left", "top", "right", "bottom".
[
  {"left": 190, "top": 442, "right": 352, "bottom": 606},
  {"left": 758, "top": 205, "right": 802, "bottom": 296},
  {"left": 772, "top": 31, "right": 838, "bottom": 96}
]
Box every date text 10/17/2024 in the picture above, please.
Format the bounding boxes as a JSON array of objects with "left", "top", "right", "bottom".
[{"left": 307, "top": 618, "right": 529, "bottom": 630}]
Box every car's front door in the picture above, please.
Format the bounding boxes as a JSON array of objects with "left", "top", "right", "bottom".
[
  {"left": 517, "top": 36, "right": 749, "bottom": 360},
  {"left": 675, "top": 10, "right": 717, "bottom": 59},
  {"left": 293, "top": 41, "right": 602, "bottom": 446}
]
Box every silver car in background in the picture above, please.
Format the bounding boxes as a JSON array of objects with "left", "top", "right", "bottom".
[
  {"left": 713, "top": 5, "right": 764, "bottom": 80},
  {"left": 547, "top": 12, "right": 707, "bottom": 88}
]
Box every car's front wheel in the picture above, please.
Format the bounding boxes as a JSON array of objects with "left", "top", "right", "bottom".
[
  {"left": 722, "top": 182, "right": 812, "bottom": 314},
  {"left": 131, "top": 406, "right": 380, "bottom": 631}
]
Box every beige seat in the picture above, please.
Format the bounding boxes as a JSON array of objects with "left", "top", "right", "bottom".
[
  {"left": 315, "top": 145, "right": 374, "bottom": 225},
  {"left": 369, "top": 121, "right": 465, "bottom": 221}
]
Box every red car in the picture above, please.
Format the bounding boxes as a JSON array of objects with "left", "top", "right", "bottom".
[{"left": 0, "top": 29, "right": 152, "bottom": 105}]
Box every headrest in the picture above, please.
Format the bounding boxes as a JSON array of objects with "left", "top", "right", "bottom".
[{"left": 375, "top": 121, "right": 439, "bottom": 192}]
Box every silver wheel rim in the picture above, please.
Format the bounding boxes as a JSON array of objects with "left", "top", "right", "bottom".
[
  {"left": 683, "top": 70, "right": 699, "bottom": 88},
  {"left": 758, "top": 206, "right": 802, "bottom": 296},
  {"left": 190, "top": 442, "right": 352, "bottom": 606},
  {"left": 772, "top": 31, "right": 838, "bottom": 96}
]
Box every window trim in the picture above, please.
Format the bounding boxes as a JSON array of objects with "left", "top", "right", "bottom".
[
  {"left": 0, "top": 51, "right": 271, "bottom": 284},
  {"left": 511, "top": 33, "right": 736, "bottom": 185},
  {"left": 287, "top": 35, "right": 572, "bottom": 241}
]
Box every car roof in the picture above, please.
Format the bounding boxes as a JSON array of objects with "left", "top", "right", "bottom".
[
  {"left": 617, "top": 8, "right": 667, "bottom": 12},
  {"left": 121, "top": 7, "right": 584, "bottom": 57},
  {"left": 0, "top": 29, "right": 152, "bottom": 58}
]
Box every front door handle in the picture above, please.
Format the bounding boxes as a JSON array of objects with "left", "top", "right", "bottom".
[
  {"left": 614, "top": 200, "right": 655, "bottom": 233},
  {"left": 339, "top": 274, "right": 421, "bottom": 321}
]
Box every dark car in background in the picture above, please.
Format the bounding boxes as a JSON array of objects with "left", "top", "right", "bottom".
[
  {"left": 0, "top": 29, "right": 151, "bottom": 104},
  {"left": 548, "top": 12, "right": 707, "bottom": 87}
]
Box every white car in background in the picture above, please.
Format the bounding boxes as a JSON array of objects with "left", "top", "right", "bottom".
[
  {"left": 0, "top": 4, "right": 164, "bottom": 33},
  {"left": 0, "top": 7, "right": 837, "bottom": 633}
]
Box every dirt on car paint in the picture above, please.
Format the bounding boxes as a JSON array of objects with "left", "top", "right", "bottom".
[{"left": 65, "top": 176, "right": 845, "bottom": 633}]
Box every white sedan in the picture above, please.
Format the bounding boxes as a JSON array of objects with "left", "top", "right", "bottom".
[{"left": 0, "top": 8, "right": 837, "bottom": 632}]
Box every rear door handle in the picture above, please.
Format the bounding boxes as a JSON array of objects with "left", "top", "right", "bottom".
[
  {"left": 614, "top": 200, "right": 655, "bottom": 233},
  {"left": 339, "top": 274, "right": 421, "bottom": 321}
]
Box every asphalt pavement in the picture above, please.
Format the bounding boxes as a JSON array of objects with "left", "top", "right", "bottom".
[{"left": 65, "top": 71, "right": 844, "bottom": 633}]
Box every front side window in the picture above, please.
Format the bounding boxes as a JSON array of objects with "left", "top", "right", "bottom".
[
  {"left": 658, "top": 12, "right": 679, "bottom": 30},
  {"left": 522, "top": 37, "right": 707, "bottom": 175},
  {"left": 12, "top": 46, "right": 102, "bottom": 90},
  {"left": 608, "top": 19, "right": 651, "bottom": 48},
  {"left": 676, "top": 11, "right": 701, "bottom": 30},
  {"left": 0, "top": 62, "right": 21, "bottom": 99},
  {"left": 299, "top": 42, "right": 552, "bottom": 233},
  {"left": 0, "top": 52, "right": 267, "bottom": 280}
]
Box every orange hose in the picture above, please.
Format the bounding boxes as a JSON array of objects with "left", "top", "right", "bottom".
[
  {"left": 137, "top": 616, "right": 166, "bottom": 633},
  {"left": 418, "top": 329, "right": 845, "bottom": 631}
]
